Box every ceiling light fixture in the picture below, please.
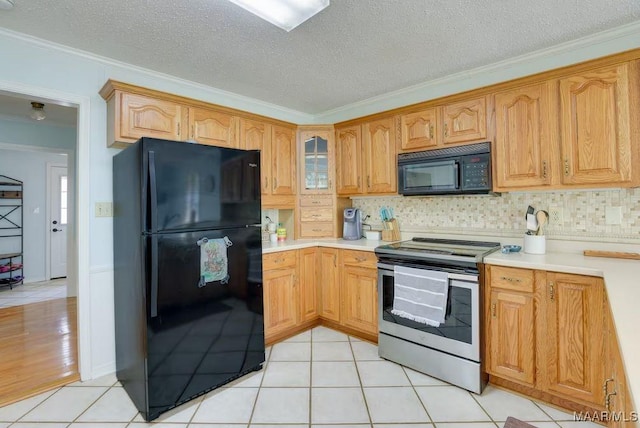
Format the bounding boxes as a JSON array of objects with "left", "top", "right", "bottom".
[
  {"left": 0, "top": 0, "right": 14, "bottom": 11},
  {"left": 30, "top": 102, "right": 46, "bottom": 121},
  {"left": 227, "top": 0, "right": 329, "bottom": 32}
]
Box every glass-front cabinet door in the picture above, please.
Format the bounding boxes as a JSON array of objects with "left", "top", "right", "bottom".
[{"left": 298, "top": 128, "right": 334, "bottom": 194}]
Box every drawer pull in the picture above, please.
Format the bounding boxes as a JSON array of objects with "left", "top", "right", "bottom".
[
  {"left": 491, "top": 303, "right": 496, "bottom": 317},
  {"left": 500, "top": 276, "right": 522, "bottom": 283},
  {"left": 311, "top": 201, "right": 321, "bottom": 205},
  {"left": 312, "top": 228, "right": 323, "bottom": 232},
  {"left": 274, "top": 258, "right": 284, "bottom": 264},
  {"left": 355, "top": 257, "right": 367, "bottom": 262}
]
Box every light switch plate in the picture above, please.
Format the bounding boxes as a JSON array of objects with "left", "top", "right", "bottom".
[
  {"left": 95, "top": 202, "right": 113, "bottom": 217},
  {"left": 605, "top": 206, "right": 622, "bottom": 225}
]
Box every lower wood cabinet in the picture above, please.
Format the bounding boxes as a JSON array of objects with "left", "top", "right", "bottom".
[
  {"left": 298, "top": 247, "right": 319, "bottom": 323},
  {"left": 486, "top": 265, "right": 610, "bottom": 411},
  {"left": 263, "top": 251, "right": 298, "bottom": 341},
  {"left": 263, "top": 247, "right": 379, "bottom": 343},
  {"left": 318, "top": 247, "right": 340, "bottom": 322},
  {"left": 340, "top": 250, "right": 378, "bottom": 337}
]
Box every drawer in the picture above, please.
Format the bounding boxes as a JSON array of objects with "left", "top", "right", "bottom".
[
  {"left": 299, "top": 196, "right": 333, "bottom": 207},
  {"left": 300, "top": 207, "right": 333, "bottom": 222},
  {"left": 300, "top": 222, "right": 334, "bottom": 237},
  {"left": 263, "top": 250, "right": 297, "bottom": 270},
  {"left": 341, "top": 249, "right": 377, "bottom": 269},
  {"left": 490, "top": 265, "right": 534, "bottom": 293}
]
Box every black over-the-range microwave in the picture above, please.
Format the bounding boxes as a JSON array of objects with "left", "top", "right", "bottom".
[{"left": 397, "top": 142, "right": 493, "bottom": 196}]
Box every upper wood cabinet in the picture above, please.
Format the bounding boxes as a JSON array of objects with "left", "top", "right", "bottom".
[
  {"left": 336, "top": 118, "right": 397, "bottom": 196},
  {"left": 115, "top": 92, "right": 188, "bottom": 145},
  {"left": 335, "top": 126, "right": 364, "bottom": 195},
  {"left": 241, "top": 119, "right": 296, "bottom": 207},
  {"left": 299, "top": 129, "right": 335, "bottom": 194},
  {"left": 189, "top": 107, "right": 238, "bottom": 148},
  {"left": 363, "top": 117, "right": 397, "bottom": 194},
  {"left": 559, "top": 63, "right": 633, "bottom": 186},
  {"left": 271, "top": 125, "right": 296, "bottom": 196},
  {"left": 441, "top": 97, "right": 487, "bottom": 145},
  {"left": 400, "top": 108, "right": 438, "bottom": 151},
  {"left": 493, "top": 83, "right": 554, "bottom": 190}
]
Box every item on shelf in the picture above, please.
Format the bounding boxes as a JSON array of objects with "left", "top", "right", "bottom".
[
  {"left": 501, "top": 245, "right": 522, "bottom": 254},
  {"left": 276, "top": 223, "right": 286, "bottom": 241}
]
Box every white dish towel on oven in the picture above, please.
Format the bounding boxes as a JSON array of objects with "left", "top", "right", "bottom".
[{"left": 391, "top": 266, "right": 449, "bottom": 327}]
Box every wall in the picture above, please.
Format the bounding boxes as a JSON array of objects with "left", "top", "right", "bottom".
[
  {"left": 352, "top": 188, "right": 640, "bottom": 245},
  {"left": 0, "top": 149, "right": 68, "bottom": 282},
  {"left": 0, "top": 116, "right": 76, "bottom": 150}
]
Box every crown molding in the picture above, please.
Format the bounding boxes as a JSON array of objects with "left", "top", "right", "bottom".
[
  {"left": 314, "top": 20, "right": 640, "bottom": 124},
  {"left": 0, "top": 27, "right": 314, "bottom": 125}
]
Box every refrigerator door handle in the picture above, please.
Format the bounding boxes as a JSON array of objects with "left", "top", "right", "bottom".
[
  {"left": 150, "top": 234, "right": 159, "bottom": 318},
  {"left": 148, "top": 150, "right": 158, "bottom": 233}
]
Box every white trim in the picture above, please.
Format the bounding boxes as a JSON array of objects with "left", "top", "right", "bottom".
[
  {"left": 0, "top": 141, "right": 72, "bottom": 155},
  {"left": 89, "top": 265, "right": 115, "bottom": 274},
  {"left": 0, "top": 79, "right": 92, "bottom": 381},
  {"left": 0, "top": 27, "right": 314, "bottom": 125},
  {"left": 46, "top": 162, "right": 68, "bottom": 281}
]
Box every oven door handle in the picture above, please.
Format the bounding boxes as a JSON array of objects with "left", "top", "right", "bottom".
[{"left": 377, "top": 263, "right": 478, "bottom": 283}]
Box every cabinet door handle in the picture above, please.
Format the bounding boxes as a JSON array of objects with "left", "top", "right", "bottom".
[
  {"left": 357, "top": 176, "right": 361, "bottom": 188},
  {"left": 444, "top": 123, "right": 448, "bottom": 138},
  {"left": 429, "top": 125, "right": 434, "bottom": 140},
  {"left": 177, "top": 123, "right": 181, "bottom": 137},
  {"left": 564, "top": 159, "right": 570, "bottom": 176},
  {"left": 273, "top": 177, "right": 277, "bottom": 190},
  {"left": 264, "top": 177, "right": 269, "bottom": 190},
  {"left": 605, "top": 390, "right": 617, "bottom": 412},
  {"left": 367, "top": 176, "right": 371, "bottom": 188},
  {"left": 328, "top": 179, "right": 332, "bottom": 189},
  {"left": 549, "top": 281, "right": 555, "bottom": 301},
  {"left": 603, "top": 378, "right": 614, "bottom": 396},
  {"left": 333, "top": 254, "right": 337, "bottom": 268},
  {"left": 542, "top": 161, "right": 547, "bottom": 179},
  {"left": 191, "top": 125, "right": 195, "bottom": 138},
  {"left": 491, "top": 303, "right": 496, "bottom": 317}
]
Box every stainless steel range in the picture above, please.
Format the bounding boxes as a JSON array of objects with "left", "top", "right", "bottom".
[{"left": 375, "top": 237, "right": 500, "bottom": 394}]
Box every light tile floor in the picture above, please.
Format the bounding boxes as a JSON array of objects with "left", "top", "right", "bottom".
[
  {"left": 0, "top": 278, "right": 67, "bottom": 308},
  {"left": 0, "top": 326, "right": 603, "bottom": 428}
]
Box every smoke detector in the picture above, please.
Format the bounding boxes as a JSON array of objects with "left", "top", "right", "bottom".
[{"left": 0, "top": 0, "right": 14, "bottom": 10}]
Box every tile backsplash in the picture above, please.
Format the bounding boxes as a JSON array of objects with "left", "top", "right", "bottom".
[{"left": 352, "top": 188, "right": 640, "bottom": 243}]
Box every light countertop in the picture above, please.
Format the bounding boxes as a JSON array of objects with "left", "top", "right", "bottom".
[
  {"left": 262, "top": 237, "right": 382, "bottom": 254},
  {"left": 262, "top": 237, "right": 639, "bottom": 413},
  {"left": 485, "top": 250, "right": 640, "bottom": 414}
]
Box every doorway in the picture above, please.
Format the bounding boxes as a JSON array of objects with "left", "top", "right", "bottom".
[{"left": 0, "top": 91, "right": 82, "bottom": 406}]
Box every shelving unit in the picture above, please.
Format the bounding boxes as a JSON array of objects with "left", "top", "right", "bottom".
[{"left": 0, "top": 175, "right": 23, "bottom": 289}]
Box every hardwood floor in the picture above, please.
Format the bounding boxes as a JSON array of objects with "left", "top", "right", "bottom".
[{"left": 0, "top": 297, "right": 79, "bottom": 407}]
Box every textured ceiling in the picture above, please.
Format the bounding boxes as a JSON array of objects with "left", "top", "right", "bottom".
[{"left": 0, "top": 1, "right": 639, "bottom": 114}]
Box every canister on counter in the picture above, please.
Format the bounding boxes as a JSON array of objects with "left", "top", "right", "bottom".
[{"left": 276, "top": 223, "right": 287, "bottom": 241}]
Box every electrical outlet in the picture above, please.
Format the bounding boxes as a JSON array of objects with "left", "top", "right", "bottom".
[
  {"left": 549, "top": 208, "right": 563, "bottom": 224},
  {"left": 95, "top": 202, "right": 113, "bottom": 217}
]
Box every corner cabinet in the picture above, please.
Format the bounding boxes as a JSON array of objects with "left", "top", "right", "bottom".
[
  {"left": 336, "top": 117, "right": 397, "bottom": 196},
  {"left": 486, "top": 265, "right": 610, "bottom": 411},
  {"left": 559, "top": 63, "right": 633, "bottom": 186}
]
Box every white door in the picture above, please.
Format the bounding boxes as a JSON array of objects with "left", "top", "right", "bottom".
[{"left": 50, "top": 166, "right": 68, "bottom": 279}]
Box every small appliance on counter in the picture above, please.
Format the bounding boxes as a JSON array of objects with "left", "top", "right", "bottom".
[{"left": 343, "top": 208, "right": 363, "bottom": 240}]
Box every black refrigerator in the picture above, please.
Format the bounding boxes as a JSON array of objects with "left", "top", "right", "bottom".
[{"left": 113, "top": 137, "right": 264, "bottom": 421}]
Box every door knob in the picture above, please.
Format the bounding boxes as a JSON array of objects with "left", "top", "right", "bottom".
[{"left": 52, "top": 220, "right": 58, "bottom": 225}]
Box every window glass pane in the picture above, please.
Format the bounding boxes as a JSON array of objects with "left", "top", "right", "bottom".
[
  {"left": 316, "top": 172, "right": 328, "bottom": 189},
  {"left": 60, "top": 175, "right": 68, "bottom": 225},
  {"left": 305, "top": 172, "right": 316, "bottom": 189},
  {"left": 305, "top": 138, "right": 315, "bottom": 153},
  {"left": 316, "top": 137, "right": 327, "bottom": 153},
  {"left": 316, "top": 156, "right": 328, "bottom": 172}
]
